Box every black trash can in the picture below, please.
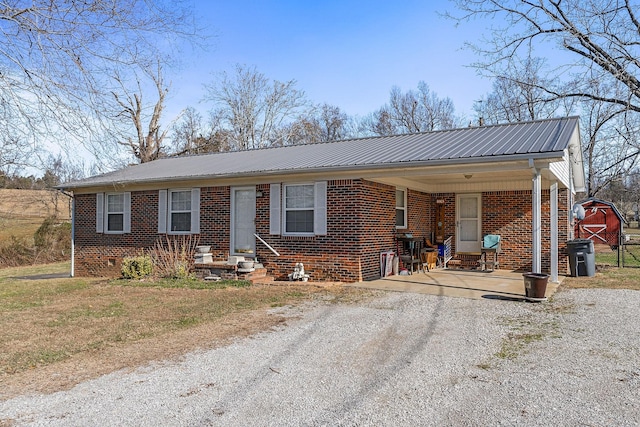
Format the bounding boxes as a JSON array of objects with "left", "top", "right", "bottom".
[
  {"left": 523, "top": 272, "right": 549, "bottom": 302},
  {"left": 566, "top": 239, "right": 596, "bottom": 277}
]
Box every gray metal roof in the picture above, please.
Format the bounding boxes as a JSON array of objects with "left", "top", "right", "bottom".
[{"left": 63, "top": 116, "right": 581, "bottom": 189}]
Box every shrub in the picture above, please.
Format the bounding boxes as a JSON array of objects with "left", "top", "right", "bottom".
[
  {"left": 149, "top": 235, "right": 199, "bottom": 279},
  {"left": 0, "top": 236, "right": 33, "bottom": 267},
  {"left": 33, "top": 217, "right": 71, "bottom": 263},
  {"left": 121, "top": 254, "right": 154, "bottom": 279}
]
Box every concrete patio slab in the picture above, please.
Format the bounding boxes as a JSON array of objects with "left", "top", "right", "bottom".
[{"left": 347, "top": 269, "right": 562, "bottom": 301}]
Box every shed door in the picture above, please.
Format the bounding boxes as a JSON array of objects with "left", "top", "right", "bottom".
[{"left": 456, "top": 194, "right": 482, "bottom": 253}]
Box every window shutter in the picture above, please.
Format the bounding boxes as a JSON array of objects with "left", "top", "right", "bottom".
[
  {"left": 96, "top": 193, "right": 104, "bottom": 233},
  {"left": 314, "top": 181, "right": 327, "bottom": 235},
  {"left": 270, "top": 183, "right": 281, "bottom": 235},
  {"left": 123, "top": 192, "right": 131, "bottom": 233},
  {"left": 191, "top": 188, "right": 200, "bottom": 234},
  {"left": 158, "top": 190, "right": 167, "bottom": 233}
]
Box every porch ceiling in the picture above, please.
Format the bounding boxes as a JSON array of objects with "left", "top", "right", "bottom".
[{"left": 366, "top": 160, "right": 562, "bottom": 193}]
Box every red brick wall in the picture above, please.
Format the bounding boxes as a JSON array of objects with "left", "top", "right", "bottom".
[
  {"left": 74, "top": 191, "right": 160, "bottom": 276},
  {"left": 199, "top": 187, "right": 230, "bottom": 260},
  {"left": 73, "top": 184, "right": 571, "bottom": 280},
  {"left": 255, "top": 179, "right": 403, "bottom": 282},
  {"left": 482, "top": 189, "right": 569, "bottom": 273}
]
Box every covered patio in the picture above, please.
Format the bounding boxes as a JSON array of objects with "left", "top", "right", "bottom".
[{"left": 347, "top": 269, "right": 562, "bottom": 301}]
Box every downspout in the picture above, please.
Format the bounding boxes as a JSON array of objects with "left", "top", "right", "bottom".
[
  {"left": 530, "top": 159, "right": 542, "bottom": 274},
  {"left": 70, "top": 195, "right": 75, "bottom": 277},
  {"left": 59, "top": 190, "right": 75, "bottom": 277},
  {"left": 550, "top": 182, "right": 558, "bottom": 282}
]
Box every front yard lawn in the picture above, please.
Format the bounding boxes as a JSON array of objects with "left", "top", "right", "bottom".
[{"left": 0, "top": 262, "right": 370, "bottom": 399}]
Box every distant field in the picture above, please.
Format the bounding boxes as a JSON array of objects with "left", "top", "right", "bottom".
[{"left": 0, "top": 189, "right": 71, "bottom": 241}]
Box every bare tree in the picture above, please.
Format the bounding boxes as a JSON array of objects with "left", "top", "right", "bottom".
[
  {"left": 474, "top": 56, "right": 571, "bottom": 125},
  {"left": 0, "top": 92, "right": 40, "bottom": 173},
  {"left": 203, "top": 65, "right": 309, "bottom": 150},
  {"left": 286, "top": 103, "right": 352, "bottom": 144},
  {"left": 363, "top": 82, "right": 459, "bottom": 136},
  {"left": 451, "top": 1, "right": 640, "bottom": 106},
  {"left": 450, "top": 0, "right": 640, "bottom": 203},
  {"left": 171, "top": 107, "right": 230, "bottom": 155},
  {"left": 172, "top": 107, "right": 205, "bottom": 155},
  {"left": 0, "top": 0, "right": 200, "bottom": 168},
  {"left": 111, "top": 64, "right": 171, "bottom": 163}
]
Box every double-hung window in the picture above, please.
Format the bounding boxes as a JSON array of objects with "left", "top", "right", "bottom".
[
  {"left": 169, "top": 190, "right": 192, "bottom": 232},
  {"left": 106, "top": 193, "right": 125, "bottom": 232},
  {"left": 395, "top": 188, "right": 407, "bottom": 229},
  {"left": 96, "top": 192, "right": 131, "bottom": 234},
  {"left": 158, "top": 188, "right": 201, "bottom": 234},
  {"left": 269, "top": 182, "right": 327, "bottom": 236},
  {"left": 284, "top": 184, "right": 315, "bottom": 234}
]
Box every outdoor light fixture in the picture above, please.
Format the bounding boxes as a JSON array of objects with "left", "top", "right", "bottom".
[{"left": 464, "top": 174, "right": 473, "bottom": 180}]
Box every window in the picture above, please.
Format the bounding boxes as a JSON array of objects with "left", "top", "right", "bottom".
[
  {"left": 169, "top": 190, "right": 192, "bottom": 232},
  {"left": 284, "top": 184, "right": 315, "bottom": 234},
  {"left": 396, "top": 188, "right": 407, "bottom": 228},
  {"left": 270, "top": 182, "right": 327, "bottom": 236},
  {"left": 106, "top": 193, "right": 125, "bottom": 232},
  {"left": 96, "top": 192, "right": 131, "bottom": 234},
  {"left": 157, "top": 188, "right": 200, "bottom": 234}
]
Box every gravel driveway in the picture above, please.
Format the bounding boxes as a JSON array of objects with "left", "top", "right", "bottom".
[{"left": 1, "top": 288, "right": 639, "bottom": 426}]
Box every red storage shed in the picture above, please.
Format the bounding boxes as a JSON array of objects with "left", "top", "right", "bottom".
[{"left": 575, "top": 198, "right": 626, "bottom": 248}]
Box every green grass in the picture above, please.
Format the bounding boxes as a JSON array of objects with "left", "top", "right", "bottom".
[
  {"left": 496, "top": 332, "right": 545, "bottom": 360},
  {"left": 621, "top": 244, "right": 640, "bottom": 267}
]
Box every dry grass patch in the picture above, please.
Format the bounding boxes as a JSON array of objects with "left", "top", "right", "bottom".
[
  {"left": 0, "top": 189, "right": 70, "bottom": 220},
  {"left": 0, "top": 217, "right": 46, "bottom": 241},
  {"left": 562, "top": 266, "right": 640, "bottom": 290},
  {"left": 0, "top": 262, "right": 375, "bottom": 399}
]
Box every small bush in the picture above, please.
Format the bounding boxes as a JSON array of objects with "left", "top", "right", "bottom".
[
  {"left": 0, "top": 236, "right": 33, "bottom": 267},
  {"left": 149, "top": 235, "right": 199, "bottom": 279},
  {"left": 0, "top": 217, "right": 71, "bottom": 268},
  {"left": 121, "top": 255, "right": 153, "bottom": 279},
  {"left": 33, "top": 217, "right": 71, "bottom": 263}
]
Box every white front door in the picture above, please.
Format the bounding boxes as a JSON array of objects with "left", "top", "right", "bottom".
[
  {"left": 231, "top": 187, "right": 256, "bottom": 256},
  {"left": 456, "top": 193, "right": 482, "bottom": 253}
]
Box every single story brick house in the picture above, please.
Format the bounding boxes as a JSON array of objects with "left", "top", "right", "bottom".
[{"left": 60, "top": 116, "right": 585, "bottom": 283}]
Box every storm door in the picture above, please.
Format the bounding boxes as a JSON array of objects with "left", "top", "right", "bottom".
[
  {"left": 456, "top": 193, "right": 482, "bottom": 253},
  {"left": 231, "top": 187, "right": 256, "bottom": 257}
]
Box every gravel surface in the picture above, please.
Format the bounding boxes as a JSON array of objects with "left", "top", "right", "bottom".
[{"left": 1, "top": 288, "right": 639, "bottom": 426}]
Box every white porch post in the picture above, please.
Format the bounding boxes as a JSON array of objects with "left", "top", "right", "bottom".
[
  {"left": 550, "top": 182, "right": 558, "bottom": 282},
  {"left": 70, "top": 196, "right": 75, "bottom": 278},
  {"left": 531, "top": 163, "right": 542, "bottom": 273}
]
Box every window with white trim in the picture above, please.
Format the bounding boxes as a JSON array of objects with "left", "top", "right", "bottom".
[
  {"left": 96, "top": 192, "right": 131, "bottom": 234},
  {"left": 284, "top": 184, "right": 315, "bottom": 234},
  {"left": 157, "top": 188, "right": 201, "bottom": 234},
  {"left": 106, "top": 193, "right": 125, "bottom": 232},
  {"left": 169, "top": 189, "right": 192, "bottom": 232},
  {"left": 396, "top": 188, "right": 407, "bottom": 229},
  {"left": 270, "top": 182, "right": 327, "bottom": 236}
]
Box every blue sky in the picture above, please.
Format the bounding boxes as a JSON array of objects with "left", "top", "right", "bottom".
[{"left": 169, "top": 0, "right": 494, "bottom": 122}]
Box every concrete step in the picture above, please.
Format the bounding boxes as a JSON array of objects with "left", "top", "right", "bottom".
[{"left": 248, "top": 276, "right": 276, "bottom": 284}]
